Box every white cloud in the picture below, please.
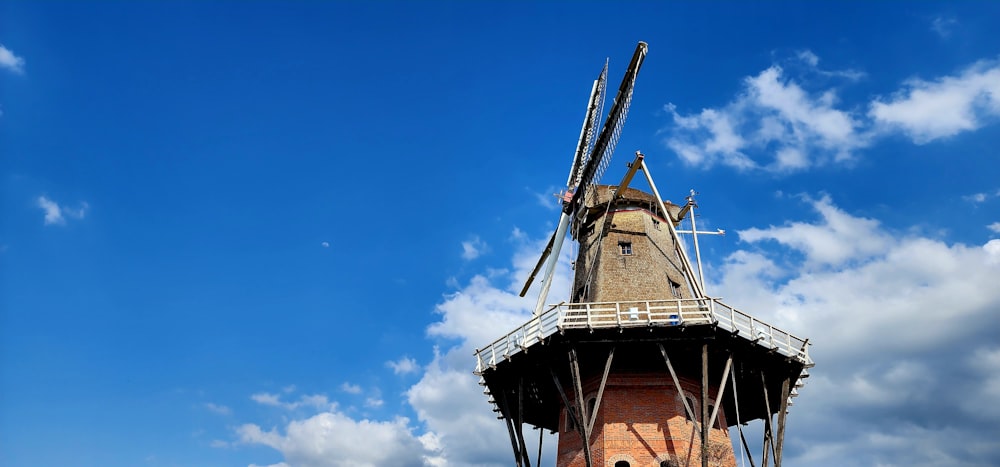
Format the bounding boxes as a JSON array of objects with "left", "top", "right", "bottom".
[
  {"left": 460, "top": 236, "right": 488, "bottom": 260},
  {"left": 37, "top": 196, "right": 88, "bottom": 226},
  {"left": 0, "top": 44, "right": 25, "bottom": 74},
  {"left": 988, "top": 222, "right": 1000, "bottom": 234},
  {"left": 236, "top": 231, "right": 567, "bottom": 466},
  {"left": 665, "top": 63, "right": 865, "bottom": 172},
  {"left": 797, "top": 50, "right": 819, "bottom": 67},
  {"left": 712, "top": 196, "right": 1000, "bottom": 465},
  {"left": 340, "top": 382, "right": 362, "bottom": 395},
  {"left": 251, "top": 392, "right": 334, "bottom": 411},
  {"left": 739, "top": 194, "right": 891, "bottom": 268},
  {"left": 931, "top": 16, "right": 958, "bottom": 39},
  {"left": 964, "top": 192, "right": 989, "bottom": 203},
  {"left": 321, "top": 241, "right": 330, "bottom": 248},
  {"left": 664, "top": 53, "right": 1000, "bottom": 173},
  {"left": 386, "top": 356, "right": 420, "bottom": 375},
  {"left": 238, "top": 412, "right": 436, "bottom": 467},
  {"left": 869, "top": 60, "right": 1000, "bottom": 143},
  {"left": 203, "top": 402, "right": 231, "bottom": 415},
  {"left": 986, "top": 239, "right": 1000, "bottom": 265},
  {"left": 209, "top": 439, "right": 231, "bottom": 448}
]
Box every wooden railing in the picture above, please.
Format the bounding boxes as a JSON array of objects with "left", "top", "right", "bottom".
[{"left": 474, "top": 298, "right": 812, "bottom": 374}]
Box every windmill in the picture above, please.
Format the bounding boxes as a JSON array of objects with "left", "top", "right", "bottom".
[
  {"left": 520, "top": 42, "right": 658, "bottom": 316},
  {"left": 474, "top": 42, "right": 813, "bottom": 467}
]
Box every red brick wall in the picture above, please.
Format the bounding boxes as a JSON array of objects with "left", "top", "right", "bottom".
[{"left": 556, "top": 373, "right": 736, "bottom": 467}]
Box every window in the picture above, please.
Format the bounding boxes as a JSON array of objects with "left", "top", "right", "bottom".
[
  {"left": 565, "top": 407, "right": 577, "bottom": 432},
  {"left": 684, "top": 396, "right": 697, "bottom": 422},
  {"left": 668, "top": 279, "right": 682, "bottom": 298},
  {"left": 619, "top": 242, "right": 632, "bottom": 255},
  {"left": 652, "top": 218, "right": 661, "bottom": 230},
  {"left": 660, "top": 461, "right": 679, "bottom": 467},
  {"left": 614, "top": 462, "right": 630, "bottom": 467}
]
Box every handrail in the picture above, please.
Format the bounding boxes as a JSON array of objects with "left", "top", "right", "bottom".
[{"left": 474, "top": 297, "right": 813, "bottom": 374}]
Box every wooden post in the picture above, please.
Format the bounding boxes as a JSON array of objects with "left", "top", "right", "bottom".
[
  {"left": 701, "top": 344, "right": 709, "bottom": 467},
  {"left": 730, "top": 363, "right": 757, "bottom": 467},
  {"left": 517, "top": 378, "right": 532, "bottom": 467},
  {"left": 499, "top": 391, "right": 523, "bottom": 467},
  {"left": 658, "top": 344, "right": 699, "bottom": 425},
  {"left": 587, "top": 347, "right": 615, "bottom": 437},
  {"left": 569, "top": 348, "right": 594, "bottom": 467},
  {"left": 760, "top": 373, "right": 774, "bottom": 467},
  {"left": 536, "top": 426, "right": 544, "bottom": 467},
  {"left": 775, "top": 376, "right": 791, "bottom": 467},
  {"left": 549, "top": 368, "right": 581, "bottom": 431},
  {"left": 706, "top": 354, "right": 733, "bottom": 430}
]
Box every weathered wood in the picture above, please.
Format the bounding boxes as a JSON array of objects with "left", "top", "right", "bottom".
[
  {"left": 701, "top": 344, "right": 709, "bottom": 467},
  {"left": 658, "top": 344, "right": 699, "bottom": 427},
  {"left": 569, "top": 348, "right": 593, "bottom": 467},
  {"left": 730, "top": 362, "right": 757, "bottom": 467},
  {"left": 549, "top": 367, "right": 581, "bottom": 431},
  {"left": 516, "top": 379, "right": 532, "bottom": 467},
  {"left": 737, "top": 423, "right": 757, "bottom": 467},
  {"left": 706, "top": 354, "right": 733, "bottom": 430},
  {"left": 587, "top": 347, "right": 615, "bottom": 437},
  {"left": 498, "top": 391, "right": 523, "bottom": 467},
  {"left": 761, "top": 373, "right": 774, "bottom": 467},
  {"left": 775, "top": 376, "right": 791, "bottom": 467}
]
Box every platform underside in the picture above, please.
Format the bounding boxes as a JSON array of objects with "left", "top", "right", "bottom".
[{"left": 480, "top": 324, "right": 806, "bottom": 432}]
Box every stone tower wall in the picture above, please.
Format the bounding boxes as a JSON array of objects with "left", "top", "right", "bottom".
[{"left": 571, "top": 185, "right": 692, "bottom": 304}]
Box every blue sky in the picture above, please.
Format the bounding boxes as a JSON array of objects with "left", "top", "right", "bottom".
[{"left": 2, "top": 2, "right": 999, "bottom": 466}]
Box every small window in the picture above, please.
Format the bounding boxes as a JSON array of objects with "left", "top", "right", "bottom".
[
  {"left": 615, "top": 462, "right": 630, "bottom": 467},
  {"left": 668, "top": 279, "right": 682, "bottom": 298},
  {"left": 619, "top": 242, "right": 633, "bottom": 255},
  {"left": 652, "top": 218, "right": 661, "bottom": 230},
  {"left": 661, "top": 461, "right": 679, "bottom": 467}
]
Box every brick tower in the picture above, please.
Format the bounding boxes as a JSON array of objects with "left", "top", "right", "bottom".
[{"left": 473, "top": 43, "right": 812, "bottom": 467}]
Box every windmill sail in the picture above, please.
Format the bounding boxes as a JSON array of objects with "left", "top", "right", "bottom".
[
  {"left": 565, "top": 42, "right": 647, "bottom": 223},
  {"left": 567, "top": 61, "right": 608, "bottom": 191},
  {"left": 520, "top": 42, "right": 648, "bottom": 313}
]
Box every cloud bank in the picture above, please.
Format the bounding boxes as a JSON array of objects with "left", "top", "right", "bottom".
[{"left": 663, "top": 53, "right": 1000, "bottom": 172}]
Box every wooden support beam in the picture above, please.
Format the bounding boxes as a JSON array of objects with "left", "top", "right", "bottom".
[
  {"left": 761, "top": 373, "right": 774, "bottom": 467},
  {"left": 569, "top": 348, "right": 594, "bottom": 467},
  {"left": 730, "top": 362, "right": 757, "bottom": 467},
  {"left": 658, "top": 344, "right": 699, "bottom": 427},
  {"left": 536, "top": 426, "right": 544, "bottom": 467},
  {"left": 762, "top": 434, "right": 771, "bottom": 467},
  {"left": 516, "top": 379, "right": 532, "bottom": 467},
  {"left": 706, "top": 354, "right": 733, "bottom": 431},
  {"left": 701, "top": 344, "right": 709, "bottom": 467},
  {"left": 775, "top": 376, "right": 791, "bottom": 467},
  {"left": 549, "top": 368, "right": 582, "bottom": 431},
  {"left": 498, "top": 391, "right": 524, "bottom": 467},
  {"left": 587, "top": 347, "right": 615, "bottom": 437}
]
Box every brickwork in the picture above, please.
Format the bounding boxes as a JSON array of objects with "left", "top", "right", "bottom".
[
  {"left": 556, "top": 373, "right": 736, "bottom": 467},
  {"left": 572, "top": 186, "right": 691, "bottom": 304}
]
